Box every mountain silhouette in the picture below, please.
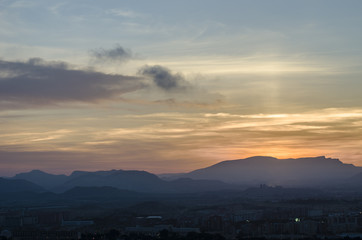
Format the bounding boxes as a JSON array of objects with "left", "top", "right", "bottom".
[
  {"left": 11, "top": 169, "right": 235, "bottom": 193},
  {"left": 55, "top": 169, "right": 170, "bottom": 193},
  {"left": 344, "top": 172, "right": 362, "bottom": 188},
  {"left": 0, "top": 177, "right": 45, "bottom": 193},
  {"left": 12, "top": 169, "right": 68, "bottom": 189},
  {"left": 182, "top": 156, "right": 362, "bottom": 187},
  {"left": 9, "top": 156, "right": 362, "bottom": 192}
]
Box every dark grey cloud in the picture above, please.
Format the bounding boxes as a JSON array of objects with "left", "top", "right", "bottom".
[
  {"left": 90, "top": 45, "right": 133, "bottom": 63},
  {"left": 139, "top": 65, "right": 191, "bottom": 91},
  {"left": 0, "top": 58, "right": 144, "bottom": 108}
]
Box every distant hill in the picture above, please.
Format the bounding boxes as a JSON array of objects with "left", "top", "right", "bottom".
[
  {"left": 55, "top": 169, "right": 171, "bottom": 193},
  {"left": 241, "top": 186, "right": 325, "bottom": 200},
  {"left": 9, "top": 156, "right": 362, "bottom": 193},
  {"left": 0, "top": 177, "right": 45, "bottom": 193},
  {"left": 350, "top": 172, "right": 362, "bottom": 182},
  {"left": 182, "top": 156, "right": 362, "bottom": 187},
  {"left": 62, "top": 186, "right": 139, "bottom": 199},
  {"left": 12, "top": 170, "right": 68, "bottom": 189},
  {"left": 343, "top": 172, "right": 362, "bottom": 188},
  {"left": 61, "top": 186, "right": 144, "bottom": 206},
  {"left": 168, "top": 178, "right": 239, "bottom": 192},
  {"left": 0, "top": 186, "right": 144, "bottom": 207},
  {"left": 158, "top": 173, "right": 186, "bottom": 181},
  {"left": 11, "top": 169, "right": 236, "bottom": 193}
]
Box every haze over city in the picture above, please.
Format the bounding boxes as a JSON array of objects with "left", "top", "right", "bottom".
[{"left": 1, "top": 0, "right": 362, "bottom": 177}]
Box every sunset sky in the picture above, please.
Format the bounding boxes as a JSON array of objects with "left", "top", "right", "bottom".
[{"left": 1, "top": 0, "right": 362, "bottom": 176}]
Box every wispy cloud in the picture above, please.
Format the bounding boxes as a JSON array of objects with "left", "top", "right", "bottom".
[
  {"left": 106, "top": 9, "right": 141, "bottom": 18},
  {"left": 8, "top": 0, "right": 35, "bottom": 9},
  {"left": 1, "top": 108, "right": 362, "bottom": 175}
]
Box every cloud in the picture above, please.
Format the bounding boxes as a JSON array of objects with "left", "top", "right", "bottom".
[
  {"left": 2, "top": 108, "right": 362, "bottom": 176},
  {"left": 90, "top": 45, "right": 134, "bottom": 63},
  {"left": 106, "top": 9, "right": 140, "bottom": 18},
  {"left": 139, "top": 65, "right": 191, "bottom": 91},
  {"left": 0, "top": 58, "right": 224, "bottom": 110},
  {"left": 152, "top": 98, "right": 224, "bottom": 108},
  {"left": 137, "top": 64, "right": 225, "bottom": 107},
  {"left": 0, "top": 58, "right": 144, "bottom": 109}
]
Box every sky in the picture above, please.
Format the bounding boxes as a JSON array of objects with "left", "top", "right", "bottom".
[{"left": 1, "top": 0, "right": 362, "bottom": 176}]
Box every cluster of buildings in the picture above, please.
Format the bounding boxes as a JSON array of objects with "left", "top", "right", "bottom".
[
  {"left": 1, "top": 201, "right": 362, "bottom": 239},
  {"left": 0, "top": 208, "right": 93, "bottom": 229},
  {"left": 122, "top": 205, "right": 362, "bottom": 239}
]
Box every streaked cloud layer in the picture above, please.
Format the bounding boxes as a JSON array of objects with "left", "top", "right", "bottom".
[
  {"left": 1, "top": 108, "right": 362, "bottom": 175},
  {"left": 1, "top": 0, "right": 362, "bottom": 176}
]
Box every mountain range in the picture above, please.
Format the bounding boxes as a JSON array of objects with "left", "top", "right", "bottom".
[
  {"left": 0, "top": 177, "right": 45, "bottom": 193},
  {"left": 11, "top": 169, "right": 237, "bottom": 193},
  {"left": 182, "top": 156, "right": 362, "bottom": 187},
  {"left": 5, "top": 156, "right": 362, "bottom": 195}
]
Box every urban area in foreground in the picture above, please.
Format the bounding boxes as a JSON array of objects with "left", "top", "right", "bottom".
[
  {"left": 1, "top": 185, "right": 362, "bottom": 240},
  {"left": 2, "top": 157, "right": 362, "bottom": 240}
]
